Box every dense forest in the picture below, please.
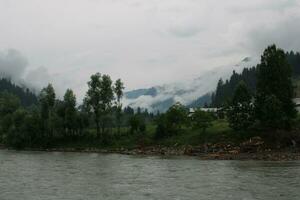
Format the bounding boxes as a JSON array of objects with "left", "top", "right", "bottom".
[
  {"left": 0, "top": 78, "right": 37, "bottom": 107},
  {"left": 211, "top": 51, "right": 300, "bottom": 107},
  {"left": 0, "top": 45, "right": 299, "bottom": 150}
]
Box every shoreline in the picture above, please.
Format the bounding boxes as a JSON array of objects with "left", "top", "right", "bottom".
[{"left": 1, "top": 145, "right": 300, "bottom": 161}]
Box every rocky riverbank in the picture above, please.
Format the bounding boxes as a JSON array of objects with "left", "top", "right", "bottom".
[{"left": 1, "top": 137, "right": 299, "bottom": 161}]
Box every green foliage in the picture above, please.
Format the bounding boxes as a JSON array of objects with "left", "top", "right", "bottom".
[
  {"left": 2, "top": 45, "right": 300, "bottom": 150},
  {"left": 0, "top": 91, "right": 21, "bottom": 115},
  {"left": 165, "top": 102, "right": 188, "bottom": 133},
  {"left": 63, "top": 89, "right": 77, "bottom": 134},
  {"left": 227, "top": 81, "right": 255, "bottom": 130},
  {"left": 39, "top": 84, "right": 56, "bottom": 120},
  {"left": 212, "top": 67, "right": 257, "bottom": 107},
  {"left": 0, "top": 78, "right": 37, "bottom": 107},
  {"left": 129, "top": 114, "right": 146, "bottom": 134},
  {"left": 85, "top": 73, "right": 102, "bottom": 136},
  {"left": 211, "top": 49, "right": 300, "bottom": 107},
  {"left": 255, "top": 45, "right": 297, "bottom": 129},
  {"left": 85, "top": 73, "right": 116, "bottom": 137},
  {"left": 0, "top": 92, "right": 21, "bottom": 140},
  {"left": 154, "top": 114, "right": 168, "bottom": 140},
  {"left": 190, "top": 109, "right": 213, "bottom": 133},
  {"left": 114, "top": 79, "right": 125, "bottom": 134},
  {"left": 154, "top": 102, "right": 188, "bottom": 139}
]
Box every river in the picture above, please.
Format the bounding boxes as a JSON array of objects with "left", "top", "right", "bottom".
[{"left": 0, "top": 150, "right": 300, "bottom": 200}]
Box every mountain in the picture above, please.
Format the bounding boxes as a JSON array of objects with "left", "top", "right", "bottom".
[
  {"left": 125, "top": 87, "right": 157, "bottom": 99},
  {"left": 123, "top": 57, "right": 258, "bottom": 112},
  {"left": 187, "top": 93, "right": 212, "bottom": 108},
  {"left": 211, "top": 51, "right": 300, "bottom": 107},
  {"left": 0, "top": 78, "right": 38, "bottom": 107}
]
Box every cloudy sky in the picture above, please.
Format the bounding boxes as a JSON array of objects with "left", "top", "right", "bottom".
[{"left": 0, "top": 0, "right": 300, "bottom": 99}]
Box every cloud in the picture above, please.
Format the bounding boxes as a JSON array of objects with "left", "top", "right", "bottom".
[
  {"left": 168, "top": 25, "right": 202, "bottom": 38},
  {"left": 247, "top": 15, "right": 300, "bottom": 53},
  {"left": 0, "top": 49, "right": 28, "bottom": 82},
  {"left": 123, "top": 57, "right": 259, "bottom": 111},
  {"left": 0, "top": 49, "right": 70, "bottom": 98},
  {"left": 0, "top": 0, "right": 300, "bottom": 103}
]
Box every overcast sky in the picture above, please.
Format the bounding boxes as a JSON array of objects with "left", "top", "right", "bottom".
[{"left": 1, "top": 0, "right": 300, "bottom": 98}]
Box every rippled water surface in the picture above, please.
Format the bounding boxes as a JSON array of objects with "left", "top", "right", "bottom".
[{"left": 0, "top": 150, "right": 300, "bottom": 200}]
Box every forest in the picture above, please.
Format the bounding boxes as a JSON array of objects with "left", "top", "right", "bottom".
[
  {"left": 0, "top": 44, "right": 299, "bottom": 150},
  {"left": 211, "top": 51, "right": 300, "bottom": 107}
]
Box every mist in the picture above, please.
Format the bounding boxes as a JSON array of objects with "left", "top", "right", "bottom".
[{"left": 0, "top": 49, "right": 68, "bottom": 97}]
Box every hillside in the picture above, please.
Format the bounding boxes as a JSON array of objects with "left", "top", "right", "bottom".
[
  {"left": 0, "top": 78, "right": 37, "bottom": 107},
  {"left": 123, "top": 57, "right": 257, "bottom": 112},
  {"left": 211, "top": 51, "right": 300, "bottom": 107}
]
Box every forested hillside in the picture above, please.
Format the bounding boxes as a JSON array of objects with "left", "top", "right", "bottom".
[
  {"left": 211, "top": 51, "right": 300, "bottom": 107},
  {"left": 0, "top": 78, "right": 37, "bottom": 107}
]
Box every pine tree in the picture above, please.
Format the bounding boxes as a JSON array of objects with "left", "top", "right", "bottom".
[
  {"left": 255, "top": 45, "right": 297, "bottom": 129},
  {"left": 227, "top": 81, "right": 254, "bottom": 130}
]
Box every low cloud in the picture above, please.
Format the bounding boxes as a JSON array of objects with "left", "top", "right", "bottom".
[
  {"left": 0, "top": 49, "right": 28, "bottom": 83},
  {"left": 0, "top": 49, "right": 69, "bottom": 98},
  {"left": 123, "top": 57, "right": 259, "bottom": 111},
  {"left": 1, "top": 0, "right": 300, "bottom": 103}
]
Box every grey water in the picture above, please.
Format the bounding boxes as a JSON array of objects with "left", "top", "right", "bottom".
[{"left": 0, "top": 150, "right": 300, "bottom": 200}]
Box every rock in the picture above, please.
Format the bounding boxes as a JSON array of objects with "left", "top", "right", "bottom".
[{"left": 240, "top": 137, "right": 264, "bottom": 153}]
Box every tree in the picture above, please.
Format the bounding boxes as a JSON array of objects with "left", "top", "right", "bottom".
[
  {"left": 154, "top": 114, "right": 168, "bottom": 140},
  {"left": 114, "top": 79, "right": 125, "bottom": 134},
  {"left": 212, "top": 79, "right": 224, "bottom": 107},
  {"left": 0, "top": 92, "right": 21, "bottom": 140},
  {"left": 99, "top": 75, "right": 114, "bottom": 134},
  {"left": 39, "top": 84, "right": 56, "bottom": 138},
  {"left": 5, "top": 108, "right": 28, "bottom": 148},
  {"left": 129, "top": 114, "right": 140, "bottom": 133},
  {"left": 63, "top": 89, "right": 77, "bottom": 136},
  {"left": 210, "top": 67, "right": 257, "bottom": 107},
  {"left": 255, "top": 45, "right": 297, "bottom": 129},
  {"left": 255, "top": 94, "right": 285, "bottom": 129},
  {"left": 165, "top": 102, "right": 188, "bottom": 134},
  {"left": 0, "top": 91, "right": 21, "bottom": 116},
  {"left": 39, "top": 84, "right": 55, "bottom": 119},
  {"left": 191, "top": 109, "right": 213, "bottom": 133},
  {"left": 85, "top": 73, "right": 102, "bottom": 137},
  {"left": 227, "top": 81, "right": 254, "bottom": 130},
  {"left": 85, "top": 73, "right": 114, "bottom": 138}
]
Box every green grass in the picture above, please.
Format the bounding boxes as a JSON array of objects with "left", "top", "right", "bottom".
[
  {"left": 155, "top": 120, "right": 237, "bottom": 147},
  {"left": 52, "top": 120, "right": 261, "bottom": 150}
]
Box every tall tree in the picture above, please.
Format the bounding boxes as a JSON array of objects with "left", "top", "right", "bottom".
[
  {"left": 85, "top": 73, "right": 102, "bottom": 137},
  {"left": 85, "top": 73, "right": 114, "bottom": 137},
  {"left": 227, "top": 81, "right": 254, "bottom": 130},
  {"left": 99, "top": 75, "right": 114, "bottom": 134},
  {"left": 165, "top": 102, "right": 188, "bottom": 133},
  {"left": 114, "top": 79, "right": 124, "bottom": 134},
  {"left": 255, "top": 44, "right": 296, "bottom": 129},
  {"left": 63, "top": 89, "right": 77, "bottom": 136},
  {"left": 39, "top": 84, "right": 56, "bottom": 138},
  {"left": 0, "top": 92, "right": 21, "bottom": 140}
]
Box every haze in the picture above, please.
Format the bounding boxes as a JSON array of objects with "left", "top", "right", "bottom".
[{"left": 0, "top": 0, "right": 300, "bottom": 99}]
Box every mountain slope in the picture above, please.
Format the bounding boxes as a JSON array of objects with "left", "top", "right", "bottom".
[
  {"left": 211, "top": 51, "right": 300, "bottom": 107},
  {"left": 0, "top": 78, "right": 38, "bottom": 107},
  {"left": 123, "top": 57, "right": 258, "bottom": 112}
]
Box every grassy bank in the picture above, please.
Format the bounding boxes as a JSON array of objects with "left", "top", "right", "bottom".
[{"left": 48, "top": 119, "right": 284, "bottom": 150}]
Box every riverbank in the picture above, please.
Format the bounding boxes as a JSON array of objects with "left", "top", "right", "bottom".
[{"left": 1, "top": 143, "right": 299, "bottom": 161}]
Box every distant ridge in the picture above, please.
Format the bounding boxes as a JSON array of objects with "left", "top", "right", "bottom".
[
  {"left": 0, "top": 78, "right": 38, "bottom": 107},
  {"left": 123, "top": 56, "right": 257, "bottom": 112}
]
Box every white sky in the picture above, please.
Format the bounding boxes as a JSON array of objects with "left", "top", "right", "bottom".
[{"left": 0, "top": 0, "right": 300, "bottom": 98}]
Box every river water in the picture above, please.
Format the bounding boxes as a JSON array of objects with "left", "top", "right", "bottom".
[{"left": 0, "top": 150, "right": 300, "bottom": 200}]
